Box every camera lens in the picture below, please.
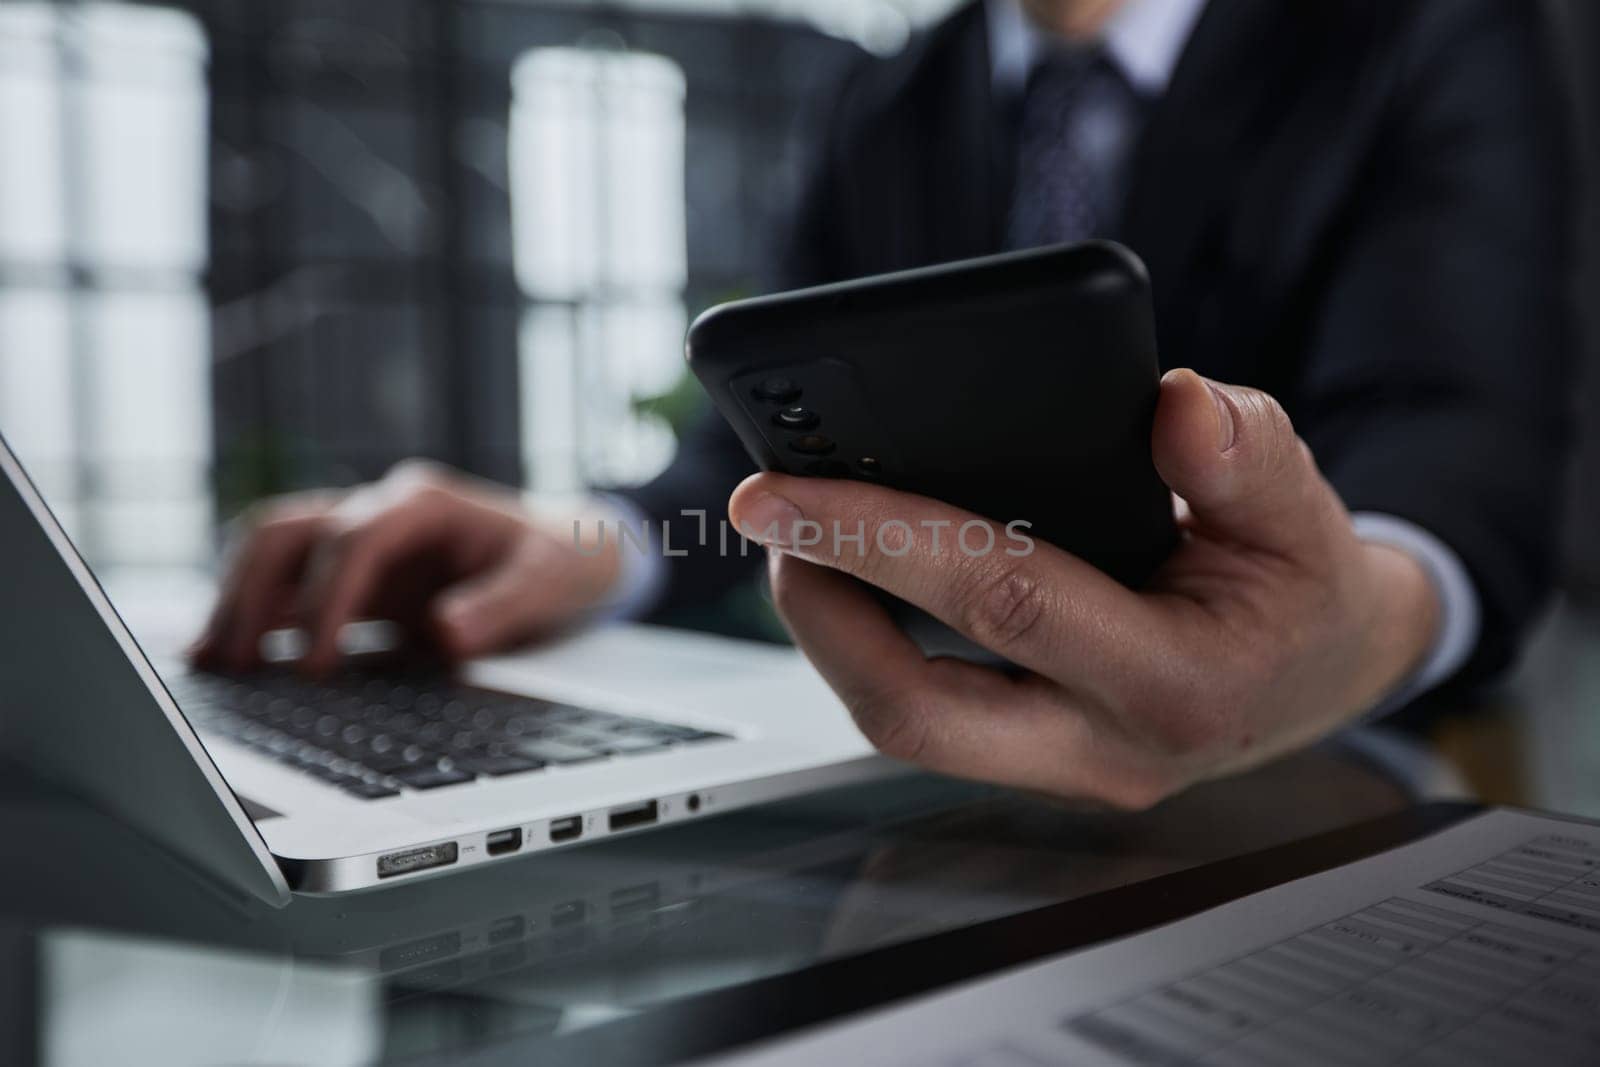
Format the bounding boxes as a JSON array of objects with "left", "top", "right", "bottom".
[
  {"left": 772, "top": 405, "right": 819, "bottom": 431},
  {"left": 857, "top": 457, "right": 882, "bottom": 476},
  {"left": 752, "top": 376, "right": 801, "bottom": 404},
  {"left": 788, "top": 434, "right": 835, "bottom": 456}
]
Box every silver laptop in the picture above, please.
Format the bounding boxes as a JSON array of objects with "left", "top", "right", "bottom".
[{"left": 0, "top": 433, "right": 890, "bottom": 904}]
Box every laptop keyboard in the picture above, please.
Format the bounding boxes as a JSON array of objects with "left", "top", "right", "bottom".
[{"left": 171, "top": 671, "right": 731, "bottom": 800}]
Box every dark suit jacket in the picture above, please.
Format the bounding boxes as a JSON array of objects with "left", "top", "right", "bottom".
[{"left": 622, "top": 0, "right": 1579, "bottom": 696}]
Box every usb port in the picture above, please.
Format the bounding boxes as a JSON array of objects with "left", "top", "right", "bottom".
[
  {"left": 486, "top": 828, "right": 522, "bottom": 856},
  {"left": 549, "top": 815, "right": 583, "bottom": 842},
  {"left": 607, "top": 800, "right": 659, "bottom": 832}
]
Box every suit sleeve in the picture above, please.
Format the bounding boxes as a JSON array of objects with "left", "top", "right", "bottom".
[
  {"left": 612, "top": 68, "right": 862, "bottom": 619},
  {"left": 1291, "top": 0, "right": 1580, "bottom": 689}
]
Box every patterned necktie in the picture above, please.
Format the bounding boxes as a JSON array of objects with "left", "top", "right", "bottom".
[{"left": 1006, "top": 48, "right": 1112, "bottom": 250}]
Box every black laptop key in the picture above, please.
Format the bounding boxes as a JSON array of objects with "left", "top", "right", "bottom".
[
  {"left": 678, "top": 729, "right": 732, "bottom": 743},
  {"left": 415, "top": 722, "right": 449, "bottom": 745},
  {"left": 389, "top": 712, "right": 423, "bottom": 734},
  {"left": 603, "top": 718, "right": 657, "bottom": 733},
  {"left": 327, "top": 700, "right": 365, "bottom": 723},
  {"left": 341, "top": 779, "right": 401, "bottom": 800},
  {"left": 506, "top": 724, "right": 560, "bottom": 742},
  {"left": 549, "top": 727, "right": 609, "bottom": 747},
  {"left": 362, "top": 752, "right": 417, "bottom": 775},
  {"left": 540, "top": 706, "right": 592, "bottom": 725},
  {"left": 336, "top": 743, "right": 391, "bottom": 770},
  {"left": 447, "top": 730, "right": 492, "bottom": 753},
  {"left": 514, "top": 740, "right": 608, "bottom": 765},
  {"left": 601, "top": 735, "right": 675, "bottom": 754},
  {"left": 454, "top": 754, "right": 546, "bottom": 777},
  {"left": 392, "top": 765, "right": 475, "bottom": 790}
]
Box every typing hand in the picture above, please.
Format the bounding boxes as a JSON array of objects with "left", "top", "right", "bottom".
[
  {"left": 729, "top": 370, "right": 1441, "bottom": 809},
  {"left": 190, "top": 462, "right": 621, "bottom": 674}
]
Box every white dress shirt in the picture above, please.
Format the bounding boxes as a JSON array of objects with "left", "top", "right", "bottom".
[{"left": 609, "top": 0, "right": 1483, "bottom": 716}]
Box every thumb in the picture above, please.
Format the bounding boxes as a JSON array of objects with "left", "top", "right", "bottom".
[
  {"left": 433, "top": 561, "right": 541, "bottom": 660},
  {"left": 1151, "top": 368, "right": 1339, "bottom": 558},
  {"left": 431, "top": 540, "right": 578, "bottom": 659}
]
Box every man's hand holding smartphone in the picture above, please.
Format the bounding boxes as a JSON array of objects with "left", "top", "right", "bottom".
[{"left": 729, "top": 369, "right": 1442, "bottom": 809}]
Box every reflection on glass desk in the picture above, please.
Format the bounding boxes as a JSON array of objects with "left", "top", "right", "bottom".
[{"left": 0, "top": 738, "right": 1414, "bottom": 1066}]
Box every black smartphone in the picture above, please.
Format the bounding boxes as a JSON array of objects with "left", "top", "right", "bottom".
[{"left": 686, "top": 241, "right": 1177, "bottom": 589}]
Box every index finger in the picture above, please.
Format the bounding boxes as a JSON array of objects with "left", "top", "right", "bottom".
[
  {"left": 729, "top": 472, "right": 1162, "bottom": 687},
  {"left": 300, "top": 500, "right": 448, "bottom": 674},
  {"left": 767, "top": 552, "right": 1171, "bottom": 805},
  {"left": 192, "top": 504, "right": 329, "bottom": 671}
]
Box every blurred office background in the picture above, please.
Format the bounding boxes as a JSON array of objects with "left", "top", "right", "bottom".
[
  {"left": 0, "top": 0, "right": 946, "bottom": 567},
  {"left": 0, "top": 0, "right": 1597, "bottom": 811}
]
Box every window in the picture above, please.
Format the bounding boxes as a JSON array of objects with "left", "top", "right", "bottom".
[
  {"left": 1, "top": 1, "right": 869, "bottom": 564},
  {"left": 0, "top": 1, "right": 209, "bottom": 569},
  {"left": 511, "top": 45, "right": 688, "bottom": 493}
]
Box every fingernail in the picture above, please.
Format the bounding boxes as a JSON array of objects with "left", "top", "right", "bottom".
[
  {"left": 437, "top": 599, "right": 479, "bottom": 648},
  {"left": 1204, "top": 380, "right": 1237, "bottom": 452},
  {"left": 737, "top": 491, "right": 804, "bottom": 547}
]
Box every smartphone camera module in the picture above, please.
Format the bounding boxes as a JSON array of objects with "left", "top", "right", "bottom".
[
  {"left": 752, "top": 377, "right": 801, "bottom": 404},
  {"left": 772, "top": 406, "right": 819, "bottom": 431}
]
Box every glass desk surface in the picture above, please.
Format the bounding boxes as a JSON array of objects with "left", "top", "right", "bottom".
[{"left": 0, "top": 741, "right": 1410, "bottom": 1066}]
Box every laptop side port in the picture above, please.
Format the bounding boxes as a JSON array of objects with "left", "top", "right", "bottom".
[
  {"left": 376, "top": 841, "right": 459, "bottom": 879},
  {"left": 486, "top": 828, "right": 523, "bottom": 856},
  {"left": 608, "top": 800, "right": 659, "bottom": 832},
  {"left": 549, "top": 815, "right": 583, "bottom": 842}
]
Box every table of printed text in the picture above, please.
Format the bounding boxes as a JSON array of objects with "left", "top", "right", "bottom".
[{"left": 1062, "top": 834, "right": 1600, "bottom": 1065}]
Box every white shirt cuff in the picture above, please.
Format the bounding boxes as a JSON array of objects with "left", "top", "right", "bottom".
[
  {"left": 589, "top": 492, "right": 668, "bottom": 622},
  {"left": 1351, "top": 512, "right": 1481, "bottom": 717}
]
